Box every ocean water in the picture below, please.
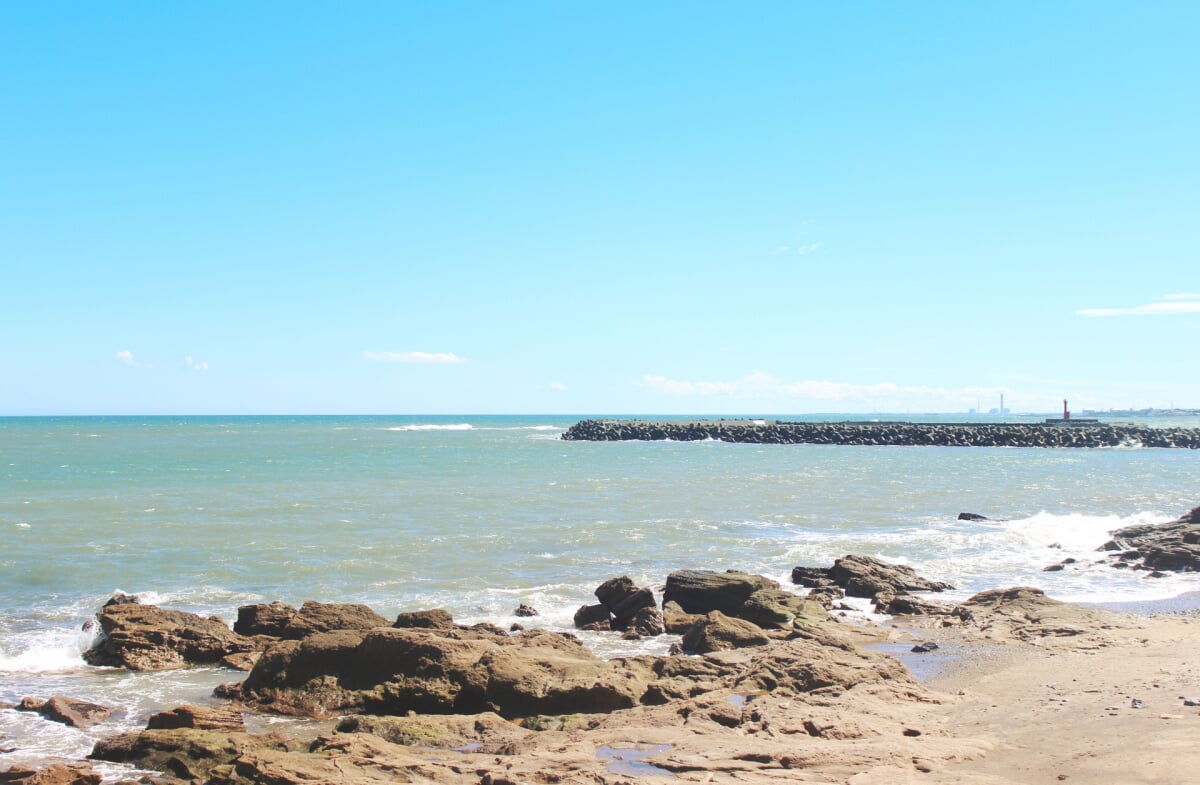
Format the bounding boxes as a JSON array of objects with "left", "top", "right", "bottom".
[{"left": 2, "top": 414, "right": 1199, "bottom": 769}]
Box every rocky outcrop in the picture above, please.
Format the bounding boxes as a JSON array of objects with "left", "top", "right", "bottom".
[
  {"left": 16, "top": 697, "right": 113, "bottom": 730},
  {"left": 1100, "top": 505, "right": 1200, "bottom": 572},
  {"left": 680, "top": 611, "right": 771, "bottom": 653},
  {"left": 233, "top": 624, "right": 646, "bottom": 718},
  {"left": 949, "top": 586, "right": 1124, "bottom": 642},
  {"left": 792, "top": 554, "right": 952, "bottom": 612},
  {"left": 93, "top": 630, "right": 921, "bottom": 784},
  {"left": 83, "top": 598, "right": 258, "bottom": 671},
  {"left": 662, "top": 570, "right": 819, "bottom": 628},
  {"left": 561, "top": 418, "right": 1200, "bottom": 448},
  {"left": 233, "top": 600, "right": 390, "bottom": 640},
  {"left": 90, "top": 728, "right": 297, "bottom": 781},
  {"left": 0, "top": 763, "right": 103, "bottom": 785},
  {"left": 393, "top": 608, "right": 457, "bottom": 629},
  {"left": 147, "top": 704, "right": 246, "bottom": 732}
]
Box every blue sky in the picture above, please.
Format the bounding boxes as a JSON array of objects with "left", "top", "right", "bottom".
[{"left": 4, "top": 3, "right": 1198, "bottom": 415}]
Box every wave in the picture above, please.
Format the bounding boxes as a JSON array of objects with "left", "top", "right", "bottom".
[{"left": 384, "top": 424, "right": 474, "bottom": 432}]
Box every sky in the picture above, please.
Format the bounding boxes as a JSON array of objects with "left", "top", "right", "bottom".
[{"left": 3, "top": 2, "right": 1198, "bottom": 416}]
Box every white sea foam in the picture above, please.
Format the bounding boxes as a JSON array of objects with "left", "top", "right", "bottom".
[
  {"left": 385, "top": 424, "right": 474, "bottom": 431},
  {"left": 0, "top": 626, "right": 96, "bottom": 674}
]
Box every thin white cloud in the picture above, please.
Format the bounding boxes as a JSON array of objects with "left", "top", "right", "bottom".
[
  {"left": 549, "top": 381, "right": 566, "bottom": 392},
  {"left": 363, "top": 351, "right": 467, "bottom": 364},
  {"left": 1076, "top": 294, "right": 1200, "bottom": 317},
  {"left": 795, "top": 242, "right": 824, "bottom": 255},
  {"left": 770, "top": 245, "right": 790, "bottom": 255},
  {"left": 116, "top": 350, "right": 135, "bottom": 366},
  {"left": 636, "top": 371, "right": 1008, "bottom": 409},
  {"left": 185, "top": 356, "right": 209, "bottom": 372}
]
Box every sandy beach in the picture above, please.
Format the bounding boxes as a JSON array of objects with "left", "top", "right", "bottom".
[{"left": 918, "top": 604, "right": 1200, "bottom": 785}]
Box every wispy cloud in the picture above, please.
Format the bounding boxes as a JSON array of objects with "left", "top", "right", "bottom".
[
  {"left": 116, "top": 349, "right": 136, "bottom": 366},
  {"left": 549, "top": 381, "right": 566, "bottom": 392},
  {"left": 636, "top": 371, "right": 1007, "bottom": 409},
  {"left": 769, "top": 245, "right": 791, "bottom": 255},
  {"left": 795, "top": 242, "right": 823, "bottom": 255},
  {"left": 1076, "top": 294, "right": 1200, "bottom": 317},
  {"left": 363, "top": 351, "right": 467, "bottom": 364},
  {"left": 184, "top": 356, "right": 209, "bottom": 372}
]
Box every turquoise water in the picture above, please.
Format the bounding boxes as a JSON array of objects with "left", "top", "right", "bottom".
[{"left": 2, "top": 414, "right": 1199, "bottom": 766}]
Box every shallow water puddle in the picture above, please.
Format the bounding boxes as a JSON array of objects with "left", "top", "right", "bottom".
[{"left": 595, "top": 744, "right": 673, "bottom": 777}]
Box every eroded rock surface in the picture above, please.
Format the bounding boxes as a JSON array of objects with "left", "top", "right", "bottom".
[
  {"left": 83, "top": 599, "right": 257, "bottom": 671},
  {"left": 1101, "top": 504, "right": 1200, "bottom": 572}
]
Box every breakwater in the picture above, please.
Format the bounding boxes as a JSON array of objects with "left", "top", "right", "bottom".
[{"left": 561, "top": 419, "right": 1200, "bottom": 448}]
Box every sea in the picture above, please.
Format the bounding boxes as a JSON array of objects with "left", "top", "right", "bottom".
[{"left": 2, "top": 413, "right": 1199, "bottom": 772}]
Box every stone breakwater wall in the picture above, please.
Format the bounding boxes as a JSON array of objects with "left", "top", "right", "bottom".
[{"left": 561, "top": 419, "right": 1200, "bottom": 448}]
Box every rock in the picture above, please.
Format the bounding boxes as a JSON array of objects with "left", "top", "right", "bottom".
[
  {"left": 911, "top": 642, "right": 940, "bottom": 653},
  {"left": 878, "top": 593, "right": 954, "bottom": 616},
  {"left": 146, "top": 704, "right": 246, "bottom": 732},
  {"left": 627, "top": 606, "right": 666, "bottom": 636},
  {"left": 221, "top": 650, "right": 262, "bottom": 671},
  {"left": 828, "top": 555, "right": 953, "bottom": 599},
  {"left": 1101, "top": 505, "right": 1200, "bottom": 572},
  {"left": 233, "top": 601, "right": 297, "bottom": 637},
  {"left": 663, "top": 569, "right": 780, "bottom": 616},
  {"left": 790, "top": 566, "right": 838, "bottom": 588},
  {"left": 82, "top": 599, "right": 257, "bottom": 671},
  {"left": 739, "top": 588, "right": 820, "bottom": 628},
  {"left": 18, "top": 696, "right": 113, "bottom": 729},
  {"left": 957, "top": 512, "right": 990, "bottom": 521},
  {"left": 572, "top": 603, "right": 611, "bottom": 629},
  {"left": 393, "top": 608, "right": 457, "bottom": 629},
  {"left": 951, "top": 586, "right": 1118, "bottom": 641},
  {"left": 235, "top": 626, "right": 644, "bottom": 719},
  {"left": 334, "top": 711, "right": 531, "bottom": 752},
  {"left": 513, "top": 603, "right": 539, "bottom": 617},
  {"left": 680, "top": 611, "right": 771, "bottom": 653},
  {"left": 594, "top": 576, "right": 657, "bottom": 631},
  {"left": 661, "top": 600, "right": 701, "bottom": 634},
  {"left": 279, "top": 600, "right": 390, "bottom": 638},
  {"left": 90, "top": 729, "right": 294, "bottom": 781},
  {"left": 0, "top": 763, "right": 103, "bottom": 785}
]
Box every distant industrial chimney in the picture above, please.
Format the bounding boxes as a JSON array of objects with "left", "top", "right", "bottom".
[{"left": 1063, "top": 399, "right": 1070, "bottom": 421}]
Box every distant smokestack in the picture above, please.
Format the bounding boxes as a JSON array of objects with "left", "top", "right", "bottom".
[{"left": 1064, "top": 399, "right": 1070, "bottom": 421}]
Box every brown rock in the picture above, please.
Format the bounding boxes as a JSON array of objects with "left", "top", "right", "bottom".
[
  {"left": 393, "top": 608, "right": 457, "bottom": 629},
  {"left": 90, "top": 729, "right": 294, "bottom": 781},
  {"left": 233, "top": 601, "right": 297, "bottom": 637},
  {"left": 663, "top": 570, "right": 779, "bottom": 616},
  {"left": 572, "top": 603, "right": 610, "bottom": 629},
  {"left": 280, "top": 600, "right": 390, "bottom": 638},
  {"left": 681, "top": 611, "right": 771, "bottom": 653},
  {"left": 83, "top": 600, "right": 257, "bottom": 671},
  {"left": 17, "top": 696, "right": 113, "bottom": 730},
  {"left": 235, "top": 626, "right": 643, "bottom": 719},
  {"left": 877, "top": 593, "right": 955, "bottom": 616},
  {"left": 828, "top": 554, "right": 953, "bottom": 598},
  {"left": 147, "top": 704, "right": 246, "bottom": 732},
  {"left": 0, "top": 763, "right": 103, "bottom": 785}
]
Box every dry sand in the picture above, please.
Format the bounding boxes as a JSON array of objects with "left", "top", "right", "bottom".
[{"left": 918, "top": 609, "right": 1200, "bottom": 785}]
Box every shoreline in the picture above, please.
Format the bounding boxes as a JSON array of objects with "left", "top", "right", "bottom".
[{"left": 5, "top": 588, "right": 1200, "bottom": 783}]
